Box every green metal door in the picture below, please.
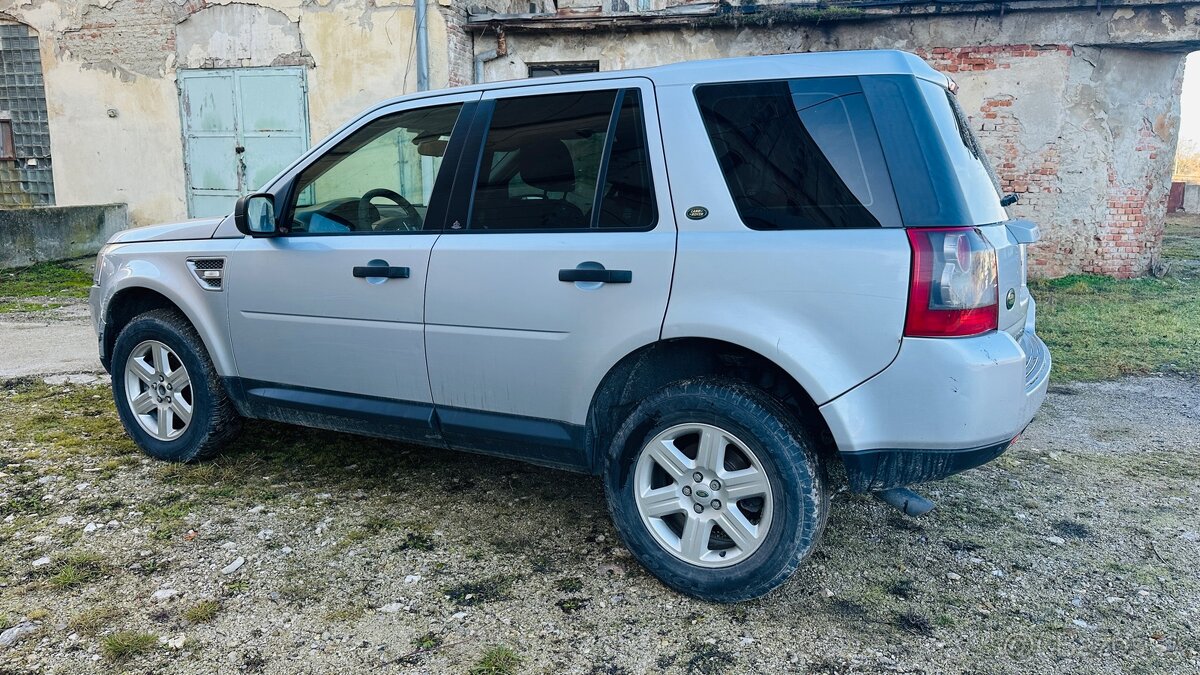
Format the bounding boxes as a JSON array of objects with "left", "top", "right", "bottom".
[{"left": 178, "top": 67, "right": 310, "bottom": 218}]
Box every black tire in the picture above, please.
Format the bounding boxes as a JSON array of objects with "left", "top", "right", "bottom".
[
  {"left": 110, "top": 308, "right": 241, "bottom": 462},
  {"left": 604, "top": 377, "right": 829, "bottom": 602}
]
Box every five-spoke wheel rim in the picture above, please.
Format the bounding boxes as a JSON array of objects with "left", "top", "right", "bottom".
[
  {"left": 633, "top": 423, "right": 774, "bottom": 568},
  {"left": 123, "top": 340, "right": 193, "bottom": 442}
]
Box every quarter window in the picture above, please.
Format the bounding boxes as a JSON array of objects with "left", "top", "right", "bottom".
[
  {"left": 287, "top": 103, "right": 463, "bottom": 234},
  {"left": 695, "top": 78, "right": 900, "bottom": 230},
  {"left": 466, "top": 88, "right": 656, "bottom": 232}
]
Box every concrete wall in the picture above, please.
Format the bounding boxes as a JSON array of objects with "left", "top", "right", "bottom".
[
  {"left": 0, "top": 203, "right": 127, "bottom": 268},
  {"left": 1185, "top": 184, "right": 1200, "bottom": 213},
  {"left": 0, "top": 0, "right": 460, "bottom": 228},
  {"left": 471, "top": 3, "right": 1198, "bottom": 277}
]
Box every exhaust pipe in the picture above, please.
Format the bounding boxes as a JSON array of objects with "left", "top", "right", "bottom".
[{"left": 874, "top": 487, "right": 935, "bottom": 517}]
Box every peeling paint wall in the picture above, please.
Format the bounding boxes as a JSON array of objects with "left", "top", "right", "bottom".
[
  {"left": 474, "top": 4, "right": 1198, "bottom": 277},
  {"left": 0, "top": 0, "right": 458, "bottom": 226}
]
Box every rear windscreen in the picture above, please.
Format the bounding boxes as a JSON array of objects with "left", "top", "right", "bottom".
[
  {"left": 695, "top": 74, "right": 1008, "bottom": 230},
  {"left": 695, "top": 77, "right": 901, "bottom": 230}
]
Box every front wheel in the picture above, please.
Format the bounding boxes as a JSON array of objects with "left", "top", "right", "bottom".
[
  {"left": 604, "top": 378, "right": 828, "bottom": 602},
  {"left": 110, "top": 308, "right": 241, "bottom": 462}
]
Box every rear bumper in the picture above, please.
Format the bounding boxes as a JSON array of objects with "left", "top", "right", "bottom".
[{"left": 820, "top": 306, "right": 1050, "bottom": 492}]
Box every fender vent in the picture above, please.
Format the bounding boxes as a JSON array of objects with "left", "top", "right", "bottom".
[{"left": 186, "top": 258, "right": 225, "bottom": 291}]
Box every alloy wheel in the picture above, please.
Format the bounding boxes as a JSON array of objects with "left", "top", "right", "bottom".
[{"left": 633, "top": 423, "right": 774, "bottom": 568}]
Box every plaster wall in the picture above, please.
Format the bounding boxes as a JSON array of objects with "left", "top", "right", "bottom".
[{"left": 0, "top": 0, "right": 456, "bottom": 227}]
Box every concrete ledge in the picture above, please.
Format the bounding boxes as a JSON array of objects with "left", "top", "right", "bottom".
[{"left": 0, "top": 204, "right": 129, "bottom": 269}]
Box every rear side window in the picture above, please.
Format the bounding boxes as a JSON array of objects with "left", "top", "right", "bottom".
[
  {"left": 466, "top": 89, "right": 656, "bottom": 232},
  {"left": 695, "top": 78, "right": 900, "bottom": 230}
]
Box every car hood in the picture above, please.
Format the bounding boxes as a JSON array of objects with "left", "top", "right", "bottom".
[{"left": 107, "top": 216, "right": 225, "bottom": 244}]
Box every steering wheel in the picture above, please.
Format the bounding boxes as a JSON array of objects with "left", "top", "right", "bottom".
[{"left": 358, "top": 188, "right": 421, "bottom": 231}]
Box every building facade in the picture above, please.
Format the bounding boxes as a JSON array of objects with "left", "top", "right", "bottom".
[{"left": 0, "top": 0, "right": 1197, "bottom": 278}]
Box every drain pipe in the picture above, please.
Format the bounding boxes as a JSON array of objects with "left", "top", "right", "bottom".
[
  {"left": 415, "top": 0, "right": 430, "bottom": 92},
  {"left": 474, "top": 28, "right": 507, "bottom": 84}
]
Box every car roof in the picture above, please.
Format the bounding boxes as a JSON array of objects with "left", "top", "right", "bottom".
[{"left": 368, "top": 50, "right": 946, "bottom": 112}]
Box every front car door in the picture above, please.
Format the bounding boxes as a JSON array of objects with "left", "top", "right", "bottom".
[
  {"left": 423, "top": 78, "right": 676, "bottom": 469},
  {"left": 226, "top": 92, "right": 479, "bottom": 443}
]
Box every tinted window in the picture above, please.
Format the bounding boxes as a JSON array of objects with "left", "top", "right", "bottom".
[
  {"left": 467, "top": 89, "right": 655, "bottom": 231},
  {"left": 695, "top": 78, "right": 899, "bottom": 230},
  {"left": 287, "top": 103, "right": 461, "bottom": 234}
]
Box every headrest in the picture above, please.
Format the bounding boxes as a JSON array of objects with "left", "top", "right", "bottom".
[{"left": 518, "top": 138, "right": 575, "bottom": 193}]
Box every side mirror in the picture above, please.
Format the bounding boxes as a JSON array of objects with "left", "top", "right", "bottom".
[{"left": 234, "top": 193, "right": 278, "bottom": 237}]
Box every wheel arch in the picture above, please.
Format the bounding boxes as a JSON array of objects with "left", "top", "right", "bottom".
[
  {"left": 585, "top": 337, "right": 840, "bottom": 475},
  {"left": 101, "top": 277, "right": 230, "bottom": 378}
]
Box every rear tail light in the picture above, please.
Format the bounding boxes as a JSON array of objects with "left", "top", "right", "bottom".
[{"left": 905, "top": 227, "right": 998, "bottom": 337}]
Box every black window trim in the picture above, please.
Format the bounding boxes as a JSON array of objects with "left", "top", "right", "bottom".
[
  {"left": 446, "top": 86, "right": 660, "bottom": 235},
  {"left": 273, "top": 100, "right": 480, "bottom": 237}
]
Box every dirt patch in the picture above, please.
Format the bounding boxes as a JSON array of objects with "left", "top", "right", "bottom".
[{"left": 1, "top": 376, "right": 1198, "bottom": 673}]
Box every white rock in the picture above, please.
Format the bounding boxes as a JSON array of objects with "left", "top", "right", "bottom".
[
  {"left": 76, "top": 483, "right": 90, "bottom": 491},
  {"left": 106, "top": 520, "right": 120, "bottom": 528},
  {"left": 152, "top": 589, "right": 179, "bottom": 603},
  {"left": 55, "top": 516, "right": 75, "bottom": 525},
  {"left": 739, "top": 637, "right": 754, "bottom": 646},
  {"left": 31, "top": 557, "right": 51, "bottom": 569},
  {"left": 1072, "top": 619, "right": 1090, "bottom": 629},
  {"left": 256, "top": 529, "right": 273, "bottom": 540},
  {"left": 378, "top": 603, "right": 404, "bottom": 613},
  {"left": 32, "top": 535, "right": 50, "bottom": 544},
  {"left": 451, "top": 611, "right": 467, "bottom": 621},
  {"left": 221, "top": 557, "right": 245, "bottom": 575},
  {"left": 946, "top": 572, "right": 962, "bottom": 581},
  {"left": 404, "top": 575, "right": 420, "bottom": 584},
  {"left": 0, "top": 622, "right": 39, "bottom": 649},
  {"left": 82, "top": 523, "right": 98, "bottom": 534},
  {"left": 167, "top": 635, "right": 187, "bottom": 650},
  {"left": 1046, "top": 535, "right": 1066, "bottom": 546},
  {"left": 248, "top": 505, "right": 265, "bottom": 514},
  {"left": 280, "top": 547, "right": 293, "bottom": 555},
  {"left": 3, "top": 515, "right": 13, "bottom": 523},
  {"left": 819, "top": 588, "right": 834, "bottom": 598},
  {"left": 220, "top": 542, "right": 238, "bottom": 550},
  {"left": 316, "top": 493, "right": 332, "bottom": 500}
]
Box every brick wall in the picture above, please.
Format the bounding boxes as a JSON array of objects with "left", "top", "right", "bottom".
[
  {"left": 440, "top": 2, "right": 474, "bottom": 87},
  {"left": 917, "top": 44, "right": 1172, "bottom": 279}
]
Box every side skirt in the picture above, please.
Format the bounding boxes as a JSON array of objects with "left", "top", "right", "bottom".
[{"left": 222, "top": 378, "right": 591, "bottom": 473}]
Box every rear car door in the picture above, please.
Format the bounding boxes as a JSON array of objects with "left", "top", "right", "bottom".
[
  {"left": 423, "top": 78, "right": 675, "bottom": 468},
  {"left": 226, "top": 93, "right": 478, "bottom": 441}
]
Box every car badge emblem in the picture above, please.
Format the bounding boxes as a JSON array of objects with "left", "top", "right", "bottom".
[
  {"left": 685, "top": 206, "right": 708, "bottom": 220},
  {"left": 695, "top": 489, "right": 709, "bottom": 498},
  {"left": 1006, "top": 288, "right": 1016, "bottom": 310}
]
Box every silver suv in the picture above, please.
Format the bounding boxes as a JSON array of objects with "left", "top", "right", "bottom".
[{"left": 90, "top": 50, "right": 1050, "bottom": 602}]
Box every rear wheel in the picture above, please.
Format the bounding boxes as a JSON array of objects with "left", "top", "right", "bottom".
[
  {"left": 110, "top": 308, "right": 240, "bottom": 462},
  {"left": 604, "top": 378, "right": 828, "bottom": 602}
]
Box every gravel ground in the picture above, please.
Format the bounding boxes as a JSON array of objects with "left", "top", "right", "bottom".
[{"left": 1, "top": 374, "right": 1197, "bottom": 674}]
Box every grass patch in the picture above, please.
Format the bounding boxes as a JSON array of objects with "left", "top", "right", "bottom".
[
  {"left": 468, "top": 645, "right": 521, "bottom": 675},
  {"left": 0, "top": 300, "right": 63, "bottom": 313},
  {"left": 182, "top": 600, "right": 221, "bottom": 624},
  {"left": 67, "top": 606, "right": 120, "bottom": 636},
  {"left": 47, "top": 552, "right": 106, "bottom": 589},
  {"left": 1031, "top": 219, "right": 1200, "bottom": 380},
  {"left": 102, "top": 631, "right": 159, "bottom": 662},
  {"left": 0, "top": 261, "right": 92, "bottom": 299},
  {"left": 443, "top": 575, "right": 514, "bottom": 606}
]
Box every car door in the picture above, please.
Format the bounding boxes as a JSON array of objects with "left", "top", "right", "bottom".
[
  {"left": 423, "top": 79, "right": 676, "bottom": 468},
  {"left": 226, "top": 92, "right": 479, "bottom": 442}
]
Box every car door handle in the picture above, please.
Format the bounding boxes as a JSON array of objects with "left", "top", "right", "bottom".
[
  {"left": 353, "top": 266, "right": 410, "bottom": 279},
  {"left": 558, "top": 268, "right": 632, "bottom": 284}
]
